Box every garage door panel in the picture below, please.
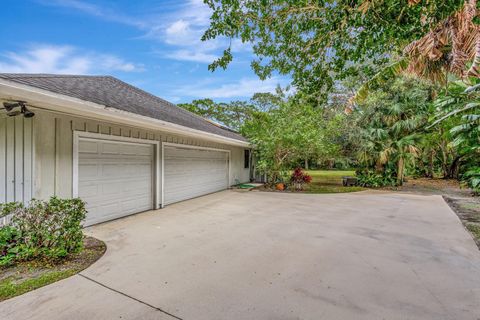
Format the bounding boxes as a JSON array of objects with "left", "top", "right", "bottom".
[
  {"left": 101, "top": 142, "right": 152, "bottom": 156},
  {"left": 79, "top": 140, "right": 99, "bottom": 153},
  {"left": 164, "top": 146, "right": 229, "bottom": 205},
  {"left": 101, "top": 163, "right": 151, "bottom": 178},
  {"left": 78, "top": 183, "right": 99, "bottom": 198},
  {"left": 78, "top": 138, "right": 154, "bottom": 226},
  {"left": 79, "top": 163, "right": 99, "bottom": 179},
  {"left": 80, "top": 188, "right": 151, "bottom": 207}
]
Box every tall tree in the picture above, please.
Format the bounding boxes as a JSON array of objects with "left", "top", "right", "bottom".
[{"left": 355, "top": 75, "right": 434, "bottom": 185}]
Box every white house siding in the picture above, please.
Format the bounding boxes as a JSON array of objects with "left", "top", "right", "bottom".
[
  {"left": 0, "top": 113, "right": 33, "bottom": 204},
  {"left": 32, "top": 109, "right": 250, "bottom": 201}
]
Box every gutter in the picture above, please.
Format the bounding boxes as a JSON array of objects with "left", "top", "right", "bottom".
[{"left": 0, "top": 79, "right": 251, "bottom": 148}]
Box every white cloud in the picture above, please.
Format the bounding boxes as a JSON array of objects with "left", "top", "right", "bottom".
[
  {"left": 165, "top": 50, "right": 218, "bottom": 63},
  {"left": 37, "top": 0, "right": 248, "bottom": 64},
  {"left": 37, "top": 0, "right": 145, "bottom": 28},
  {"left": 0, "top": 44, "right": 143, "bottom": 74},
  {"left": 99, "top": 55, "right": 143, "bottom": 72},
  {"left": 165, "top": 20, "right": 191, "bottom": 43},
  {"left": 175, "top": 77, "right": 288, "bottom": 99},
  {"left": 170, "top": 0, "right": 212, "bottom": 27},
  {"left": 231, "top": 38, "right": 253, "bottom": 53}
]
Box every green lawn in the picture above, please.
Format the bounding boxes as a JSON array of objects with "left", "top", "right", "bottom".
[
  {"left": 0, "top": 270, "right": 76, "bottom": 301},
  {"left": 0, "top": 236, "right": 106, "bottom": 301},
  {"left": 303, "top": 170, "right": 365, "bottom": 193}
]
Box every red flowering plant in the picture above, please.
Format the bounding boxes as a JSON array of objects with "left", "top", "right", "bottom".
[{"left": 290, "top": 168, "right": 312, "bottom": 191}]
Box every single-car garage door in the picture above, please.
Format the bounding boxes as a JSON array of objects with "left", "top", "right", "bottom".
[
  {"left": 78, "top": 138, "right": 154, "bottom": 226},
  {"left": 163, "top": 145, "right": 229, "bottom": 205}
]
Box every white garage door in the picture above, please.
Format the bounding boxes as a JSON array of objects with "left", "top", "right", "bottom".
[
  {"left": 163, "top": 145, "right": 229, "bottom": 205},
  {"left": 78, "top": 138, "right": 154, "bottom": 226}
]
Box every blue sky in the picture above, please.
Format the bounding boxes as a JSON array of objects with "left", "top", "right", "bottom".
[{"left": 0, "top": 0, "right": 289, "bottom": 103}]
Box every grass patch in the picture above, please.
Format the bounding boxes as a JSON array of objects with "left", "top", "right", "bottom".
[
  {"left": 306, "top": 170, "right": 356, "bottom": 179},
  {"left": 461, "top": 202, "right": 480, "bottom": 211},
  {"left": 305, "top": 184, "right": 365, "bottom": 193},
  {"left": 0, "top": 236, "right": 105, "bottom": 301},
  {"left": 0, "top": 270, "right": 76, "bottom": 300},
  {"left": 466, "top": 223, "right": 480, "bottom": 240},
  {"left": 304, "top": 170, "right": 365, "bottom": 194}
]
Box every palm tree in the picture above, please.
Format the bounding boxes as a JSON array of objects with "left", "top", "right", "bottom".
[
  {"left": 403, "top": 0, "right": 480, "bottom": 82},
  {"left": 431, "top": 80, "right": 480, "bottom": 191},
  {"left": 356, "top": 76, "right": 433, "bottom": 185}
]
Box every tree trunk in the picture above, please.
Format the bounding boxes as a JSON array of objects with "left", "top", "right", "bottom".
[
  {"left": 328, "top": 159, "right": 334, "bottom": 169},
  {"left": 428, "top": 150, "right": 435, "bottom": 178},
  {"left": 375, "top": 160, "right": 384, "bottom": 173},
  {"left": 304, "top": 159, "right": 309, "bottom": 170},
  {"left": 397, "top": 157, "right": 405, "bottom": 186},
  {"left": 447, "top": 155, "right": 462, "bottom": 179},
  {"left": 439, "top": 134, "right": 449, "bottom": 178}
]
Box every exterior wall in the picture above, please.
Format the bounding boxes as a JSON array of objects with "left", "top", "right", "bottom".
[
  {"left": 0, "top": 112, "right": 34, "bottom": 204},
  {"left": 32, "top": 109, "right": 250, "bottom": 201}
]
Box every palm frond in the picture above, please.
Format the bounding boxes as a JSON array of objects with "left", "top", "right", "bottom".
[
  {"left": 404, "top": 0, "right": 480, "bottom": 80},
  {"left": 429, "top": 101, "right": 480, "bottom": 127}
]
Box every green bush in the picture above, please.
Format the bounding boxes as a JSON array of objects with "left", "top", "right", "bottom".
[
  {"left": 0, "top": 226, "right": 21, "bottom": 266},
  {"left": 462, "top": 166, "right": 480, "bottom": 195},
  {"left": 355, "top": 169, "right": 398, "bottom": 188},
  {"left": 0, "top": 197, "right": 86, "bottom": 266}
]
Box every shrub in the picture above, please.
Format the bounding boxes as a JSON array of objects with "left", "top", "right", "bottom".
[
  {"left": 462, "top": 166, "right": 480, "bottom": 195},
  {"left": 355, "top": 169, "right": 398, "bottom": 188},
  {"left": 0, "top": 197, "right": 86, "bottom": 266},
  {"left": 290, "top": 168, "right": 312, "bottom": 191},
  {"left": 0, "top": 226, "right": 21, "bottom": 266}
]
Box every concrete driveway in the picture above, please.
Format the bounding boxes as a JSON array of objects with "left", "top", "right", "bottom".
[{"left": 2, "top": 190, "right": 480, "bottom": 320}]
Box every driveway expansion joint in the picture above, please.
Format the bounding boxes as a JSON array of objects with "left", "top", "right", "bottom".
[{"left": 78, "top": 273, "right": 183, "bottom": 320}]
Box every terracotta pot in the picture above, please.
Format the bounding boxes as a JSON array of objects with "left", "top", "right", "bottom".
[{"left": 276, "top": 183, "right": 285, "bottom": 191}]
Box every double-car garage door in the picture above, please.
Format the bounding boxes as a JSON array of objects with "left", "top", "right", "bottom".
[
  {"left": 77, "top": 137, "right": 229, "bottom": 226},
  {"left": 78, "top": 139, "right": 155, "bottom": 226}
]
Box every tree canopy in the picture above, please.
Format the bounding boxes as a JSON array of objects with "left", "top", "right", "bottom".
[
  {"left": 177, "top": 89, "right": 286, "bottom": 131},
  {"left": 202, "top": 0, "right": 464, "bottom": 100},
  {"left": 241, "top": 95, "right": 343, "bottom": 181},
  {"left": 178, "top": 99, "right": 255, "bottom": 131}
]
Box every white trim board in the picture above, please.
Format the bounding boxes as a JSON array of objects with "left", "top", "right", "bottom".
[
  {"left": 72, "top": 131, "right": 161, "bottom": 209},
  {"left": 161, "top": 142, "right": 231, "bottom": 208}
]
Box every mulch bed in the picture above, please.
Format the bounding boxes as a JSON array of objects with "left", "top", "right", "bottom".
[{"left": 0, "top": 236, "right": 106, "bottom": 301}]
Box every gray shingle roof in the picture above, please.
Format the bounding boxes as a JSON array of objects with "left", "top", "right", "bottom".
[{"left": 0, "top": 73, "right": 247, "bottom": 142}]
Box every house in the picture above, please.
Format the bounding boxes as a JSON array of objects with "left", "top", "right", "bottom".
[{"left": 0, "top": 74, "right": 251, "bottom": 226}]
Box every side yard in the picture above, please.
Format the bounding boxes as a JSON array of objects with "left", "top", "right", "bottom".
[
  {"left": 253, "top": 169, "right": 365, "bottom": 193},
  {"left": 304, "top": 170, "right": 365, "bottom": 193}
]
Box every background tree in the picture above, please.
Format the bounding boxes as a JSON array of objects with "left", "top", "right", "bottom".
[
  {"left": 355, "top": 75, "right": 435, "bottom": 185},
  {"left": 178, "top": 98, "right": 257, "bottom": 131},
  {"left": 241, "top": 95, "right": 341, "bottom": 182}
]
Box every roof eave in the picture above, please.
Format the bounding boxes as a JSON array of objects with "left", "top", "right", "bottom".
[{"left": 0, "top": 79, "right": 250, "bottom": 147}]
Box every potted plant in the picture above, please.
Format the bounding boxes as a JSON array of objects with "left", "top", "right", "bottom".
[{"left": 275, "top": 182, "right": 285, "bottom": 191}]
